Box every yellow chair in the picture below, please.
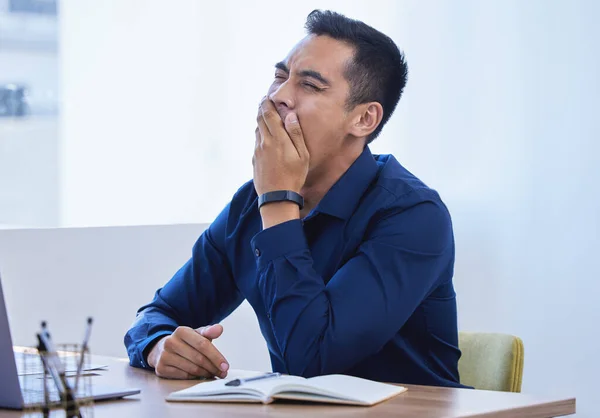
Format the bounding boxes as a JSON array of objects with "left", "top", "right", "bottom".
[{"left": 458, "top": 332, "right": 524, "bottom": 392}]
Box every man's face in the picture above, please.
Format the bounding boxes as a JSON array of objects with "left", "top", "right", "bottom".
[{"left": 267, "top": 35, "right": 357, "bottom": 175}]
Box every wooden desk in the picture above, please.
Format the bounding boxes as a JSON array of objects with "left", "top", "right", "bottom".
[{"left": 1, "top": 355, "right": 576, "bottom": 418}]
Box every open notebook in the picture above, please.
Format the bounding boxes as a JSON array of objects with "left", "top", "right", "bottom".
[{"left": 166, "top": 370, "right": 406, "bottom": 406}]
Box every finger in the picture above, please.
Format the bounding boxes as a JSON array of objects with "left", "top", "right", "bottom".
[
  {"left": 259, "top": 98, "right": 283, "bottom": 136},
  {"left": 198, "top": 324, "right": 224, "bottom": 340},
  {"left": 256, "top": 96, "right": 269, "bottom": 134},
  {"left": 284, "top": 112, "right": 308, "bottom": 158},
  {"left": 166, "top": 335, "right": 221, "bottom": 376},
  {"left": 178, "top": 328, "right": 230, "bottom": 375},
  {"left": 163, "top": 351, "right": 214, "bottom": 378},
  {"left": 195, "top": 325, "right": 213, "bottom": 341},
  {"left": 257, "top": 97, "right": 265, "bottom": 118},
  {"left": 155, "top": 364, "right": 194, "bottom": 379},
  {"left": 254, "top": 101, "right": 262, "bottom": 155},
  {"left": 257, "top": 113, "right": 270, "bottom": 146}
]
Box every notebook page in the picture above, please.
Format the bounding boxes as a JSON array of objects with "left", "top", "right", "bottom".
[
  {"left": 167, "top": 373, "right": 305, "bottom": 400},
  {"left": 167, "top": 378, "right": 264, "bottom": 400},
  {"left": 304, "top": 375, "right": 406, "bottom": 405},
  {"left": 218, "top": 369, "right": 267, "bottom": 380},
  {"left": 244, "top": 375, "right": 306, "bottom": 397}
]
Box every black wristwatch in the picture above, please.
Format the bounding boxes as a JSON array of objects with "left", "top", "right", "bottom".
[{"left": 258, "top": 190, "right": 304, "bottom": 210}]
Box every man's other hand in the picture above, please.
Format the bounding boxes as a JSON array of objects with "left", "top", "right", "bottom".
[{"left": 147, "top": 324, "right": 230, "bottom": 379}]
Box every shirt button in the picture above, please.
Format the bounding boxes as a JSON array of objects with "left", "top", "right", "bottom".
[{"left": 254, "top": 248, "right": 261, "bottom": 257}]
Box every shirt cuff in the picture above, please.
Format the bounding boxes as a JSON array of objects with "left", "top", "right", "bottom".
[
  {"left": 251, "top": 219, "right": 308, "bottom": 270},
  {"left": 137, "top": 331, "right": 173, "bottom": 369}
]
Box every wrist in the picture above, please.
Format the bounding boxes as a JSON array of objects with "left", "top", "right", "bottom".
[
  {"left": 260, "top": 201, "right": 300, "bottom": 229},
  {"left": 146, "top": 336, "right": 168, "bottom": 368},
  {"left": 258, "top": 190, "right": 304, "bottom": 210}
]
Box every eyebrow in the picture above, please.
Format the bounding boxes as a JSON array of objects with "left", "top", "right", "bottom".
[{"left": 275, "top": 61, "right": 331, "bottom": 87}]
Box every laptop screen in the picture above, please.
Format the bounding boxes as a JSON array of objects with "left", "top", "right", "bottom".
[{"left": 0, "top": 274, "right": 25, "bottom": 409}]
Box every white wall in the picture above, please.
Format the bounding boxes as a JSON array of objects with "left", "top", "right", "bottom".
[
  {"left": 59, "top": 1, "right": 249, "bottom": 227},
  {"left": 58, "top": 0, "right": 419, "bottom": 227}
]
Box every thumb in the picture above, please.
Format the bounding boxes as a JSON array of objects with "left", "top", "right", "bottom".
[
  {"left": 197, "top": 324, "right": 223, "bottom": 341},
  {"left": 285, "top": 112, "right": 307, "bottom": 157}
]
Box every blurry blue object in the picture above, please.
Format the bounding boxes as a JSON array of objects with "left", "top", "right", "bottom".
[
  {"left": 9, "top": 0, "right": 57, "bottom": 16},
  {"left": 0, "top": 84, "right": 30, "bottom": 117}
]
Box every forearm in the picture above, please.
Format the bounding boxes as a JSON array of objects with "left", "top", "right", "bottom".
[
  {"left": 258, "top": 258, "right": 404, "bottom": 376},
  {"left": 124, "top": 296, "right": 181, "bottom": 369},
  {"left": 125, "top": 210, "right": 243, "bottom": 369},
  {"left": 252, "top": 206, "right": 452, "bottom": 377},
  {"left": 252, "top": 221, "right": 396, "bottom": 376},
  {"left": 260, "top": 201, "right": 300, "bottom": 229}
]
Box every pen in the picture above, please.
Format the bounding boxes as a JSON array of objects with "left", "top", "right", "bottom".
[
  {"left": 39, "top": 321, "right": 65, "bottom": 376},
  {"left": 38, "top": 322, "right": 82, "bottom": 417},
  {"left": 225, "top": 372, "right": 281, "bottom": 387},
  {"left": 37, "top": 331, "right": 64, "bottom": 395},
  {"left": 74, "top": 317, "right": 93, "bottom": 392}
]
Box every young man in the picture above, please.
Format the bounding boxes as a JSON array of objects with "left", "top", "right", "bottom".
[{"left": 125, "top": 10, "right": 465, "bottom": 388}]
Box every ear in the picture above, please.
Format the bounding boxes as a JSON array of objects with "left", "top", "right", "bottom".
[{"left": 347, "top": 102, "right": 384, "bottom": 139}]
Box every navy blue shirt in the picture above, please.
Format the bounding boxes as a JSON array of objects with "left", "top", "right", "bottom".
[{"left": 124, "top": 147, "right": 465, "bottom": 387}]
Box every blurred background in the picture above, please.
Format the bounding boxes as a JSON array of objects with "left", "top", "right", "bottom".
[
  {"left": 0, "top": 0, "right": 58, "bottom": 227},
  {"left": 1, "top": 0, "right": 595, "bottom": 231},
  {"left": 1, "top": 0, "right": 598, "bottom": 416}
]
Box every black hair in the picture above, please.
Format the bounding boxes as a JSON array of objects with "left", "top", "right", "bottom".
[{"left": 305, "top": 10, "right": 408, "bottom": 143}]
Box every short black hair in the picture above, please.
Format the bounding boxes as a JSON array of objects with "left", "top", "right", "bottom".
[{"left": 305, "top": 10, "right": 408, "bottom": 143}]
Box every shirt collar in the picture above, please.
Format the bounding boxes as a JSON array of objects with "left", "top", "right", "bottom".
[{"left": 311, "top": 146, "right": 380, "bottom": 220}]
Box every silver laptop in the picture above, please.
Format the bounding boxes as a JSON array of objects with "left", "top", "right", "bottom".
[{"left": 0, "top": 273, "right": 140, "bottom": 410}]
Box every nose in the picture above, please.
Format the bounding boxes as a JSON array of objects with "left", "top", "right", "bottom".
[{"left": 269, "top": 81, "right": 295, "bottom": 119}]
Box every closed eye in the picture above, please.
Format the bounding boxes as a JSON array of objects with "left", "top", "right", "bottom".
[
  {"left": 274, "top": 71, "right": 287, "bottom": 81},
  {"left": 303, "top": 82, "right": 324, "bottom": 92}
]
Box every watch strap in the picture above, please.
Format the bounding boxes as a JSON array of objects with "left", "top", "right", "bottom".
[{"left": 258, "top": 190, "right": 304, "bottom": 210}]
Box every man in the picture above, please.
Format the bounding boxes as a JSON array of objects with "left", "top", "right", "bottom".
[{"left": 125, "top": 9, "right": 465, "bottom": 388}]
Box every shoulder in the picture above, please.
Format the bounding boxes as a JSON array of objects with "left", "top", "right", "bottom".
[
  {"left": 364, "top": 155, "right": 453, "bottom": 253},
  {"left": 220, "top": 180, "right": 259, "bottom": 230},
  {"left": 229, "top": 180, "right": 257, "bottom": 212},
  {"left": 370, "top": 154, "right": 450, "bottom": 213}
]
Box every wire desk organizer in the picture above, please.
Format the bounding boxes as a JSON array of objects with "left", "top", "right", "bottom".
[{"left": 18, "top": 318, "right": 95, "bottom": 417}]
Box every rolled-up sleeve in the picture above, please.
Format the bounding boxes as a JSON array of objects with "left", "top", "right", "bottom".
[{"left": 250, "top": 200, "right": 453, "bottom": 377}]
